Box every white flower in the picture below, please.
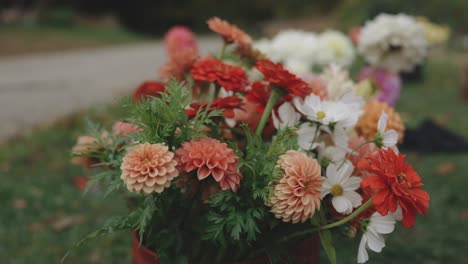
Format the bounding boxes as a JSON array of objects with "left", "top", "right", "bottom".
[
  {"left": 322, "top": 162, "right": 362, "bottom": 214},
  {"left": 294, "top": 94, "right": 353, "bottom": 127},
  {"left": 320, "top": 64, "right": 356, "bottom": 100},
  {"left": 284, "top": 58, "right": 311, "bottom": 76},
  {"left": 358, "top": 13, "right": 428, "bottom": 72},
  {"left": 357, "top": 212, "right": 396, "bottom": 263},
  {"left": 272, "top": 102, "right": 300, "bottom": 130},
  {"left": 317, "top": 144, "right": 347, "bottom": 166},
  {"left": 316, "top": 30, "right": 355, "bottom": 67},
  {"left": 297, "top": 123, "right": 320, "bottom": 151},
  {"left": 375, "top": 111, "right": 399, "bottom": 149}
]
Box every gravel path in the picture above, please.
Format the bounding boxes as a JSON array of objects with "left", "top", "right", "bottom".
[{"left": 0, "top": 38, "right": 220, "bottom": 140}]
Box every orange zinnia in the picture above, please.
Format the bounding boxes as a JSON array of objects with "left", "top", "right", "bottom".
[
  {"left": 207, "top": 17, "right": 252, "bottom": 46},
  {"left": 359, "top": 148, "right": 430, "bottom": 227}
]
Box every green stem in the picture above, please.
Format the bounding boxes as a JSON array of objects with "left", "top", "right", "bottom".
[
  {"left": 280, "top": 198, "right": 374, "bottom": 242},
  {"left": 219, "top": 43, "right": 227, "bottom": 60},
  {"left": 255, "top": 89, "right": 281, "bottom": 136},
  {"left": 338, "top": 140, "right": 373, "bottom": 169}
]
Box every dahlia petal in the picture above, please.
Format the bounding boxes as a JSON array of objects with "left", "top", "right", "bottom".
[
  {"left": 197, "top": 166, "right": 211, "bottom": 180},
  {"left": 211, "top": 168, "right": 225, "bottom": 182}
]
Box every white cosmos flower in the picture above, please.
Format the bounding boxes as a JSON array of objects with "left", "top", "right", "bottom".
[
  {"left": 320, "top": 64, "right": 356, "bottom": 100},
  {"left": 272, "top": 102, "right": 300, "bottom": 130},
  {"left": 322, "top": 162, "right": 362, "bottom": 214},
  {"left": 293, "top": 94, "right": 350, "bottom": 126},
  {"left": 375, "top": 111, "right": 399, "bottom": 149},
  {"left": 320, "top": 125, "right": 350, "bottom": 151},
  {"left": 317, "top": 144, "right": 347, "bottom": 165},
  {"left": 357, "top": 212, "right": 396, "bottom": 264},
  {"left": 297, "top": 123, "right": 320, "bottom": 151}
]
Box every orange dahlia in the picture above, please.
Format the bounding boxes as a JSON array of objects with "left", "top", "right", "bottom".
[
  {"left": 175, "top": 138, "right": 242, "bottom": 192},
  {"left": 120, "top": 143, "right": 178, "bottom": 194},
  {"left": 355, "top": 100, "right": 405, "bottom": 142},
  {"left": 255, "top": 59, "right": 312, "bottom": 98},
  {"left": 269, "top": 150, "right": 322, "bottom": 223},
  {"left": 207, "top": 17, "right": 252, "bottom": 46},
  {"left": 359, "top": 148, "right": 430, "bottom": 227},
  {"left": 190, "top": 57, "right": 249, "bottom": 92}
]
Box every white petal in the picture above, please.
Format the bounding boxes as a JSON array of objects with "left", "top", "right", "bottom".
[
  {"left": 343, "top": 176, "right": 362, "bottom": 191},
  {"left": 297, "top": 123, "right": 318, "bottom": 150},
  {"left": 336, "top": 161, "right": 354, "bottom": 184},
  {"left": 383, "top": 130, "right": 398, "bottom": 148},
  {"left": 343, "top": 191, "right": 363, "bottom": 208},
  {"left": 332, "top": 196, "right": 353, "bottom": 214},
  {"left": 391, "top": 205, "right": 403, "bottom": 221},
  {"left": 365, "top": 227, "right": 386, "bottom": 252},
  {"left": 371, "top": 213, "right": 396, "bottom": 234},
  {"left": 377, "top": 111, "right": 388, "bottom": 133},
  {"left": 357, "top": 235, "right": 369, "bottom": 264},
  {"left": 325, "top": 163, "right": 339, "bottom": 183}
]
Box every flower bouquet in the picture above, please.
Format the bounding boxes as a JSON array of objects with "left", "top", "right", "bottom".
[{"left": 70, "top": 17, "right": 430, "bottom": 264}]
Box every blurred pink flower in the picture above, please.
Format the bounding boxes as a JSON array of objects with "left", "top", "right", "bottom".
[
  {"left": 112, "top": 122, "right": 142, "bottom": 137},
  {"left": 357, "top": 67, "right": 402, "bottom": 106},
  {"left": 164, "top": 26, "right": 198, "bottom": 56}
]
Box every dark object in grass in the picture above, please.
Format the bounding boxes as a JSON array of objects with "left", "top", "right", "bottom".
[
  {"left": 401, "top": 64, "right": 424, "bottom": 83},
  {"left": 461, "top": 66, "right": 468, "bottom": 102},
  {"left": 402, "top": 119, "right": 468, "bottom": 153}
]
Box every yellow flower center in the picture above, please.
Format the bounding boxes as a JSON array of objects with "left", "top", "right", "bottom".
[
  {"left": 317, "top": 111, "right": 326, "bottom": 120},
  {"left": 331, "top": 184, "right": 343, "bottom": 196},
  {"left": 397, "top": 172, "right": 412, "bottom": 187}
]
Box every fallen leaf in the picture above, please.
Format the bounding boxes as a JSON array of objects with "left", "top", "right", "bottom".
[
  {"left": 435, "top": 162, "right": 456, "bottom": 175},
  {"left": 461, "top": 209, "right": 468, "bottom": 220},
  {"left": 48, "top": 212, "right": 87, "bottom": 231},
  {"left": 13, "top": 198, "right": 27, "bottom": 209}
]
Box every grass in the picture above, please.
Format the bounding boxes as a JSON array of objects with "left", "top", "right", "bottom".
[
  {"left": 0, "top": 23, "right": 145, "bottom": 56},
  {"left": 1, "top": 50, "right": 467, "bottom": 263}
]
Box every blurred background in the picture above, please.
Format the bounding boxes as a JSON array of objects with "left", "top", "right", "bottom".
[{"left": 0, "top": 0, "right": 467, "bottom": 263}]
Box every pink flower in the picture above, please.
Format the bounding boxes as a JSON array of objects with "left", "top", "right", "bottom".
[
  {"left": 175, "top": 138, "right": 242, "bottom": 192},
  {"left": 112, "top": 122, "right": 142, "bottom": 137},
  {"left": 358, "top": 67, "right": 402, "bottom": 106},
  {"left": 269, "top": 150, "right": 322, "bottom": 223},
  {"left": 120, "top": 143, "right": 178, "bottom": 194},
  {"left": 164, "top": 26, "right": 198, "bottom": 56}
]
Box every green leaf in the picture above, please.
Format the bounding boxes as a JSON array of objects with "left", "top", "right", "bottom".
[{"left": 319, "top": 229, "right": 337, "bottom": 264}]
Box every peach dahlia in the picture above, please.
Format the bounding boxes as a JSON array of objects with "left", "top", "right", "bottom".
[
  {"left": 120, "top": 143, "right": 178, "bottom": 194},
  {"left": 175, "top": 137, "right": 242, "bottom": 192},
  {"left": 269, "top": 150, "right": 323, "bottom": 223}
]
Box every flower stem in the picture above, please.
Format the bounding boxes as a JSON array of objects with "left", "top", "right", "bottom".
[
  {"left": 255, "top": 89, "right": 281, "bottom": 136},
  {"left": 319, "top": 198, "right": 373, "bottom": 230},
  {"left": 219, "top": 43, "right": 227, "bottom": 60},
  {"left": 280, "top": 198, "right": 374, "bottom": 242}
]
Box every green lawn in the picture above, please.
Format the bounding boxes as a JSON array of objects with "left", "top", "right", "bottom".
[
  {"left": 0, "top": 23, "right": 145, "bottom": 56},
  {"left": 1, "top": 51, "right": 467, "bottom": 263}
]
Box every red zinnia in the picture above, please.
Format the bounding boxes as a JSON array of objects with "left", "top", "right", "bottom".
[
  {"left": 185, "top": 96, "right": 243, "bottom": 119},
  {"left": 190, "top": 57, "right": 248, "bottom": 92},
  {"left": 255, "top": 59, "right": 311, "bottom": 97},
  {"left": 133, "top": 81, "right": 165, "bottom": 102},
  {"left": 245, "top": 81, "right": 271, "bottom": 113},
  {"left": 358, "top": 148, "right": 430, "bottom": 227}
]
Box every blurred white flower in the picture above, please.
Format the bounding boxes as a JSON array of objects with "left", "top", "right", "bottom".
[
  {"left": 322, "top": 161, "right": 362, "bottom": 214},
  {"left": 316, "top": 30, "right": 355, "bottom": 67},
  {"left": 357, "top": 212, "right": 396, "bottom": 263},
  {"left": 320, "top": 64, "right": 356, "bottom": 100},
  {"left": 272, "top": 102, "right": 300, "bottom": 130},
  {"left": 317, "top": 144, "right": 347, "bottom": 166},
  {"left": 358, "top": 13, "right": 428, "bottom": 72},
  {"left": 284, "top": 58, "right": 311, "bottom": 76}
]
